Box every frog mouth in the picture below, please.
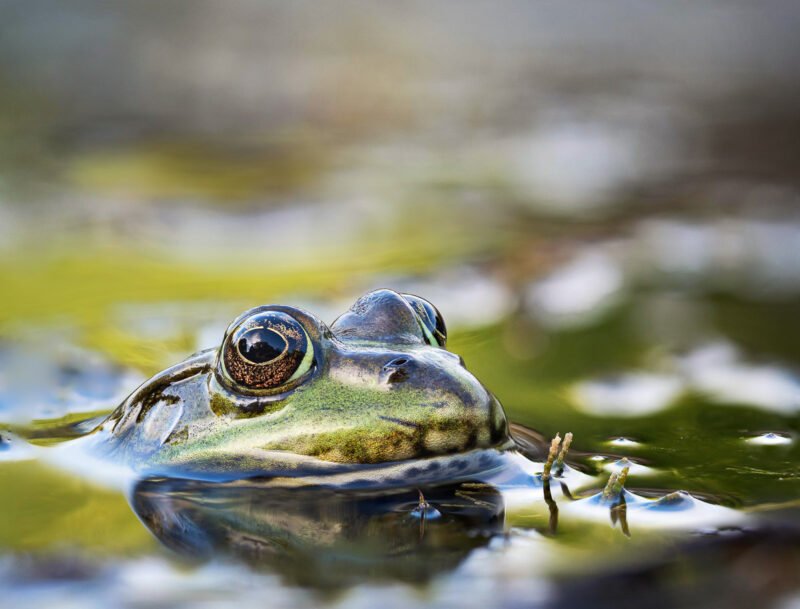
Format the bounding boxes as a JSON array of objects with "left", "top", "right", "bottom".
[
  {"left": 376, "top": 415, "right": 421, "bottom": 429},
  {"left": 147, "top": 444, "right": 516, "bottom": 489}
]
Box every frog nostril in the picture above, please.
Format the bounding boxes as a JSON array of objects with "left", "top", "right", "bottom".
[{"left": 381, "top": 356, "right": 411, "bottom": 384}]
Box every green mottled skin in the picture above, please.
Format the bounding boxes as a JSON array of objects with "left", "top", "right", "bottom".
[{"left": 88, "top": 289, "right": 511, "bottom": 482}]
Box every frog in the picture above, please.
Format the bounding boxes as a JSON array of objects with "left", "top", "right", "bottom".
[
  {"left": 16, "top": 288, "right": 741, "bottom": 550},
  {"left": 77, "top": 288, "right": 528, "bottom": 487}
]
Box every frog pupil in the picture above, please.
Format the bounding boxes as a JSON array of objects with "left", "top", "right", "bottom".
[{"left": 237, "top": 328, "right": 287, "bottom": 364}]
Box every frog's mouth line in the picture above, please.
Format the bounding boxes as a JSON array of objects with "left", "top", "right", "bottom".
[
  {"left": 377, "top": 415, "right": 420, "bottom": 429},
  {"left": 150, "top": 444, "right": 517, "bottom": 489}
]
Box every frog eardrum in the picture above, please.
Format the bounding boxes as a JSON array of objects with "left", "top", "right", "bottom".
[
  {"left": 402, "top": 294, "right": 447, "bottom": 347},
  {"left": 220, "top": 310, "right": 315, "bottom": 392}
]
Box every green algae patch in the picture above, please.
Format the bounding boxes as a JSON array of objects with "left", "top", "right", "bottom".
[
  {"left": 0, "top": 212, "right": 485, "bottom": 375},
  {"left": 67, "top": 138, "right": 330, "bottom": 202},
  {"left": 10, "top": 409, "right": 109, "bottom": 444},
  {"left": 0, "top": 461, "right": 154, "bottom": 555}
]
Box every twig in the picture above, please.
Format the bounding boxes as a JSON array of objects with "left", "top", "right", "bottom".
[
  {"left": 601, "top": 464, "right": 630, "bottom": 503},
  {"left": 541, "top": 433, "right": 561, "bottom": 482},
  {"left": 553, "top": 432, "right": 573, "bottom": 477}
]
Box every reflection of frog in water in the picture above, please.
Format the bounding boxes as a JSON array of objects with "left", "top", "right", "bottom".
[
  {"left": 86, "top": 289, "right": 522, "bottom": 485},
  {"left": 132, "top": 477, "right": 506, "bottom": 587},
  {"left": 61, "top": 288, "right": 553, "bottom": 585},
  {"left": 86, "top": 289, "right": 527, "bottom": 585}
]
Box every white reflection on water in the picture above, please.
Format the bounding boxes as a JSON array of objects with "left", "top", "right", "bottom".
[
  {"left": 572, "top": 341, "right": 800, "bottom": 417},
  {"left": 680, "top": 342, "right": 800, "bottom": 414},
  {"left": 507, "top": 95, "right": 685, "bottom": 214},
  {"left": 527, "top": 216, "right": 800, "bottom": 331},
  {"left": 0, "top": 431, "right": 37, "bottom": 462},
  {"left": 745, "top": 432, "right": 793, "bottom": 446},
  {"left": 0, "top": 557, "right": 310, "bottom": 609},
  {"left": 565, "top": 489, "right": 743, "bottom": 531},
  {"left": 606, "top": 437, "right": 643, "bottom": 448},
  {"left": 0, "top": 340, "right": 143, "bottom": 424},
  {"left": 572, "top": 373, "right": 684, "bottom": 417},
  {"left": 632, "top": 218, "right": 800, "bottom": 294},
  {"left": 601, "top": 457, "right": 656, "bottom": 477},
  {"left": 525, "top": 252, "right": 624, "bottom": 329},
  {"left": 0, "top": 539, "right": 558, "bottom": 609}
]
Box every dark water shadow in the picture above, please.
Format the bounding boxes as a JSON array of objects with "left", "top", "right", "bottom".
[
  {"left": 131, "top": 477, "right": 506, "bottom": 589},
  {"left": 549, "top": 524, "right": 800, "bottom": 609}
]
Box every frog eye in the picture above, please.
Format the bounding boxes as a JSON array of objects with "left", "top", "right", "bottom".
[
  {"left": 221, "top": 311, "right": 315, "bottom": 391},
  {"left": 401, "top": 293, "right": 447, "bottom": 347}
]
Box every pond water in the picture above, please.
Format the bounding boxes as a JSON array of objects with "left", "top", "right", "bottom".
[
  {"left": 2, "top": 3, "right": 800, "bottom": 608},
  {"left": 1, "top": 208, "right": 799, "bottom": 608}
]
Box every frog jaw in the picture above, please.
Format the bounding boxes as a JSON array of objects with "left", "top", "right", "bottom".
[
  {"left": 152, "top": 346, "right": 509, "bottom": 472},
  {"left": 152, "top": 358, "right": 507, "bottom": 464}
]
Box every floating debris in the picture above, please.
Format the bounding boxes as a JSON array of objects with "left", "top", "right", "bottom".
[
  {"left": 541, "top": 434, "right": 561, "bottom": 482},
  {"left": 745, "top": 432, "right": 793, "bottom": 446},
  {"left": 607, "top": 437, "right": 642, "bottom": 448},
  {"left": 645, "top": 491, "right": 694, "bottom": 511},
  {"left": 601, "top": 464, "right": 630, "bottom": 504},
  {"left": 410, "top": 490, "right": 441, "bottom": 521},
  {"left": 602, "top": 457, "right": 655, "bottom": 477},
  {"left": 542, "top": 432, "right": 574, "bottom": 481},
  {"left": 553, "top": 432, "right": 573, "bottom": 477}
]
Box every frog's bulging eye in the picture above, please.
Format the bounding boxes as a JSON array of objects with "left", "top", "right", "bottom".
[
  {"left": 237, "top": 327, "right": 287, "bottom": 364},
  {"left": 222, "top": 311, "right": 314, "bottom": 391},
  {"left": 401, "top": 293, "right": 447, "bottom": 347}
]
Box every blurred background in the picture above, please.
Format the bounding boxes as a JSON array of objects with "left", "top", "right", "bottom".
[{"left": 1, "top": 2, "right": 800, "bottom": 608}]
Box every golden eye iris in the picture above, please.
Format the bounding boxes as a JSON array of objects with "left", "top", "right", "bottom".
[{"left": 222, "top": 311, "right": 314, "bottom": 391}]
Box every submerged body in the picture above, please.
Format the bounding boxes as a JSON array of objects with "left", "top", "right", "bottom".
[{"left": 84, "top": 289, "right": 516, "bottom": 484}]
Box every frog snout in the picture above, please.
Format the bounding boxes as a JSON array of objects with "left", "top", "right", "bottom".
[
  {"left": 379, "top": 352, "right": 463, "bottom": 385},
  {"left": 380, "top": 356, "right": 413, "bottom": 384},
  {"left": 376, "top": 351, "right": 510, "bottom": 447},
  {"left": 377, "top": 352, "right": 486, "bottom": 408}
]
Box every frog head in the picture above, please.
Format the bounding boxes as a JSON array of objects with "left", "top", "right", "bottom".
[{"left": 98, "top": 289, "right": 511, "bottom": 481}]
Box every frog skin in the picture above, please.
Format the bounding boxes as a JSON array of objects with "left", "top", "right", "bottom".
[{"left": 80, "top": 289, "right": 521, "bottom": 486}]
